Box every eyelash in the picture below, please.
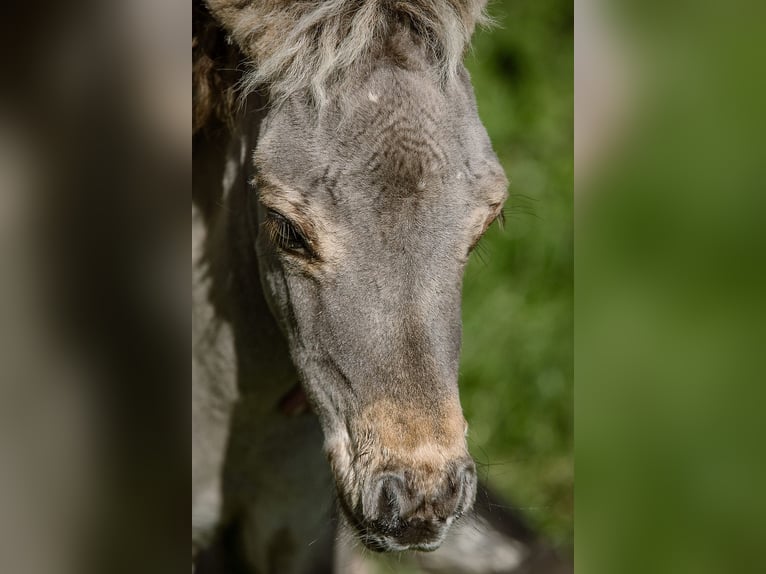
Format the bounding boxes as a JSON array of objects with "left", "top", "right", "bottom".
[
  {"left": 263, "top": 210, "right": 313, "bottom": 257},
  {"left": 469, "top": 206, "right": 506, "bottom": 254}
]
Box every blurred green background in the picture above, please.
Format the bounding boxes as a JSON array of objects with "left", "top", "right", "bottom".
[
  {"left": 576, "top": 3, "right": 766, "bottom": 574},
  {"left": 461, "top": 0, "right": 573, "bottom": 551}
]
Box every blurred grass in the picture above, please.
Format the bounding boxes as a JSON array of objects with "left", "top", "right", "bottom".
[{"left": 460, "top": 0, "right": 573, "bottom": 551}]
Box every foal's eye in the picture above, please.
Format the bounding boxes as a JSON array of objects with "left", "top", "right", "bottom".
[
  {"left": 264, "top": 210, "right": 312, "bottom": 257},
  {"left": 468, "top": 204, "right": 506, "bottom": 254}
]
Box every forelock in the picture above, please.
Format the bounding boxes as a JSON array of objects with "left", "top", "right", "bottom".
[{"left": 205, "top": 0, "right": 492, "bottom": 106}]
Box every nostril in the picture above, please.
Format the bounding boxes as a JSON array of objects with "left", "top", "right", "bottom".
[
  {"left": 358, "top": 463, "right": 478, "bottom": 550},
  {"left": 364, "top": 473, "right": 407, "bottom": 524},
  {"left": 434, "top": 461, "right": 477, "bottom": 519},
  {"left": 377, "top": 475, "right": 404, "bottom": 519}
]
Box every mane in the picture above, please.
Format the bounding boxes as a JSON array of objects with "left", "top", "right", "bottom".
[{"left": 206, "top": 0, "right": 491, "bottom": 105}]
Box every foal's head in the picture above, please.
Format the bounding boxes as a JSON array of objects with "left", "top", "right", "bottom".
[
  {"left": 252, "top": 63, "right": 506, "bottom": 551},
  {"left": 202, "top": 0, "right": 506, "bottom": 552}
]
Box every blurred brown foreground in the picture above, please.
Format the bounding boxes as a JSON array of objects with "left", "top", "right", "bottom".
[{"left": 0, "top": 2, "right": 187, "bottom": 573}]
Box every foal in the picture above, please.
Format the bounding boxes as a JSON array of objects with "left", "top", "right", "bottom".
[{"left": 190, "top": 2, "right": 557, "bottom": 571}]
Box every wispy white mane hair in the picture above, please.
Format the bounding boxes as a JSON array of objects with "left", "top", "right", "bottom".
[{"left": 206, "top": 0, "right": 491, "bottom": 105}]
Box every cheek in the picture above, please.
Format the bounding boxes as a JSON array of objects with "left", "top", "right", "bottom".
[
  {"left": 260, "top": 264, "right": 324, "bottom": 345},
  {"left": 255, "top": 235, "right": 307, "bottom": 325},
  {"left": 255, "top": 242, "right": 294, "bottom": 333},
  {"left": 259, "top": 268, "right": 290, "bottom": 328}
]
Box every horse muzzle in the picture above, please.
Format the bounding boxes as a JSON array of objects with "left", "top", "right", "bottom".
[{"left": 351, "top": 457, "right": 477, "bottom": 552}]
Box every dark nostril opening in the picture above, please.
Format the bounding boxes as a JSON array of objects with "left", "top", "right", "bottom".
[
  {"left": 364, "top": 473, "right": 407, "bottom": 525},
  {"left": 377, "top": 475, "right": 404, "bottom": 519}
]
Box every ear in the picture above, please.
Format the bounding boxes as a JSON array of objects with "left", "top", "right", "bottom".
[
  {"left": 193, "top": 2, "right": 242, "bottom": 134},
  {"left": 204, "top": 1, "right": 286, "bottom": 62}
]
